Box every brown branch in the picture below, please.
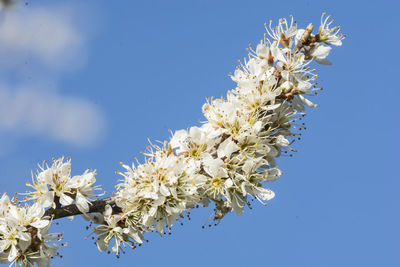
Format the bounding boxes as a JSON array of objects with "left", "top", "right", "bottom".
[{"left": 44, "top": 196, "right": 122, "bottom": 220}]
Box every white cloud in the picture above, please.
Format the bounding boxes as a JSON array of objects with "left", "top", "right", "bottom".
[
  {"left": 0, "top": 5, "right": 86, "bottom": 71},
  {"left": 0, "top": 85, "right": 105, "bottom": 146},
  {"left": 0, "top": 4, "right": 105, "bottom": 148}
]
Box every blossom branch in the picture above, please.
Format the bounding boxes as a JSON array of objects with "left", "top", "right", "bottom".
[
  {"left": 0, "top": 14, "right": 344, "bottom": 267},
  {"left": 44, "top": 196, "right": 120, "bottom": 220}
]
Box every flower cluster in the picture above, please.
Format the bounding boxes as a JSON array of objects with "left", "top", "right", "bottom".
[
  {"left": 0, "top": 194, "right": 60, "bottom": 266},
  {"left": 26, "top": 157, "right": 101, "bottom": 214},
  {"left": 0, "top": 157, "right": 101, "bottom": 266},
  {"left": 87, "top": 14, "right": 343, "bottom": 256}
]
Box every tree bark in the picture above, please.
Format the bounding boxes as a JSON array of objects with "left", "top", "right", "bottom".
[{"left": 43, "top": 196, "right": 121, "bottom": 220}]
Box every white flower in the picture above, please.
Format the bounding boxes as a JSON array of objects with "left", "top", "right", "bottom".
[
  {"left": 5, "top": 203, "right": 49, "bottom": 229},
  {"left": 0, "top": 200, "right": 61, "bottom": 267},
  {"left": 266, "top": 16, "right": 297, "bottom": 47},
  {"left": 170, "top": 126, "right": 215, "bottom": 157},
  {"left": 26, "top": 157, "right": 100, "bottom": 214},
  {"left": 94, "top": 211, "right": 143, "bottom": 256},
  {"left": 318, "top": 13, "right": 343, "bottom": 46},
  {"left": 202, "top": 155, "right": 233, "bottom": 201},
  {"left": 271, "top": 43, "right": 313, "bottom": 83},
  {"left": 95, "top": 214, "right": 126, "bottom": 253}
]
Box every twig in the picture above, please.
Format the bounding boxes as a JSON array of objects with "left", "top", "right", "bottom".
[{"left": 44, "top": 196, "right": 121, "bottom": 220}]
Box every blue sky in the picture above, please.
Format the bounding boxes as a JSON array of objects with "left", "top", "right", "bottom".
[{"left": 0, "top": 0, "right": 399, "bottom": 266}]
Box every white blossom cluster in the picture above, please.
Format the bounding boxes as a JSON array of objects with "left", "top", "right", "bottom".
[
  {"left": 89, "top": 14, "right": 344, "bottom": 256},
  {"left": 0, "top": 14, "right": 343, "bottom": 266},
  {"left": 26, "top": 157, "right": 100, "bottom": 214},
  {"left": 0, "top": 158, "right": 100, "bottom": 266},
  {"left": 0, "top": 194, "right": 60, "bottom": 266}
]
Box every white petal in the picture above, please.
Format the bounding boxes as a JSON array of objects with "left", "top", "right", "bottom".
[
  {"left": 202, "top": 156, "right": 224, "bottom": 178},
  {"left": 262, "top": 103, "right": 281, "bottom": 111},
  {"left": 329, "top": 37, "right": 342, "bottom": 46},
  {"left": 159, "top": 184, "right": 170, "bottom": 197},
  {"left": 270, "top": 44, "right": 286, "bottom": 63},
  {"left": 40, "top": 191, "right": 55, "bottom": 208},
  {"left": 255, "top": 187, "right": 275, "bottom": 201},
  {"left": 152, "top": 195, "right": 165, "bottom": 207},
  {"left": 189, "top": 126, "right": 203, "bottom": 144},
  {"left": 18, "top": 232, "right": 31, "bottom": 242},
  {"left": 59, "top": 193, "right": 74, "bottom": 206},
  {"left": 253, "top": 121, "right": 263, "bottom": 132},
  {"left": 312, "top": 45, "right": 331, "bottom": 58},
  {"left": 263, "top": 168, "right": 282, "bottom": 182},
  {"left": 315, "top": 58, "right": 332, "bottom": 65},
  {"left": 281, "top": 70, "right": 290, "bottom": 81},
  {"left": 18, "top": 238, "right": 31, "bottom": 252},
  {"left": 240, "top": 182, "right": 247, "bottom": 196},
  {"left": 217, "top": 137, "right": 240, "bottom": 159},
  {"left": 299, "top": 95, "right": 319, "bottom": 108},
  {"left": 0, "top": 240, "right": 8, "bottom": 252},
  {"left": 256, "top": 43, "right": 268, "bottom": 58},
  {"left": 224, "top": 178, "right": 233, "bottom": 188},
  {"left": 75, "top": 192, "right": 89, "bottom": 213},
  {"left": 130, "top": 231, "right": 143, "bottom": 244},
  {"left": 96, "top": 238, "right": 108, "bottom": 252},
  {"left": 27, "top": 202, "right": 45, "bottom": 219},
  {"left": 170, "top": 129, "right": 188, "bottom": 149},
  {"left": 286, "top": 26, "right": 298, "bottom": 37},
  {"left": 156, "top": 220, "right": 164, "bottom": 235},
  {"left": 30, "top": 219, "right": 49, "bottom": 229},
  {"left": 242, "top": 159, "right": 255, "bottom": 174},
  {"left": 103, "top": 204, "right": 113, "bottom": 217},
  {"left": 276, "top": 135, "right": 289, "bottom": 147},
  {"left": 231, "top": 194, "right": 245, "bottom": 216},
  {"left": 8, "top": 245, "right": 17, "bottom": 262},
  {"left": 295, "top": 29, "right": 306, "bottom": 45}
]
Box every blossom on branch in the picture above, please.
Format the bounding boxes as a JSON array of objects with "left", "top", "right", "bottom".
[
  {"left": 0, "top": 194, "right": 62, "bottom": 267},
  {"left": 0, "top": 14, "right": 344, "bottom": 266},
  {"left": 26, "top": 157, "right": 101, "bottom": 213},
  {"left": 89, "top": 14, "right": 344, "bottom": 256}
]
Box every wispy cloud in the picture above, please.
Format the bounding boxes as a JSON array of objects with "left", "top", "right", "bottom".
[
  {"left": 0, "top": 6, "right": 84, "bottom": 68},
  {"left": 0, "top": 4, "right": 105, "bottom": 147},
  {"left": 0, "top": 85, "right": 105, "bottom": 146},
  {"left": 0, "top": 5, "right": 87, "bottom": 71}
]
